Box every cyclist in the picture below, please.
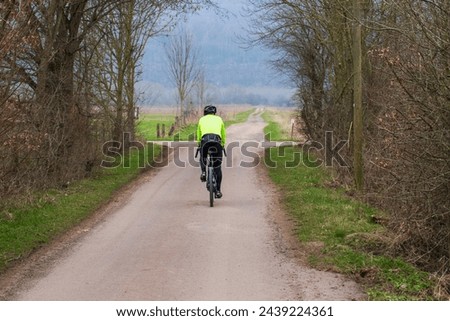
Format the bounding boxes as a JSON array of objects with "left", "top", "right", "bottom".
[{"left": 197, "top": 105, "right": 226, "bottom": 199}]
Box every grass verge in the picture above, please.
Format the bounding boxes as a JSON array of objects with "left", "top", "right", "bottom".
[
  {"left": 0, "top": 145, "right": 160, "bottom": 273},
  {"left": 262, "top": 108, "right": 295, "bottom": 141},
  {"left": 262, "top": 112, "right": 285, "bottom": 141},
  {"left": 265, "top": 145, "right": 436, "bottom": 300}
]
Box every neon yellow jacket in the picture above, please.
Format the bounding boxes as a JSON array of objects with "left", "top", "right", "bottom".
[{"left": 197, "top": 114, "right": 226, "bottom": 146}]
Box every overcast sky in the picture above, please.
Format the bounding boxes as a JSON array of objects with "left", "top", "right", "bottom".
[{"left": 140, "top": 0, "right": 294, "bottom": 106}]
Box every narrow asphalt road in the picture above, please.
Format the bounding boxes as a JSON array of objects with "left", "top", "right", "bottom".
[{"left": 12, "top": 109, "right": 364, "bottom": 301}]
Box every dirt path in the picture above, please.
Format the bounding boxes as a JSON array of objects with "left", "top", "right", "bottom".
[{"left": 4, "top": 109, "right": 365, "bottom": 301}]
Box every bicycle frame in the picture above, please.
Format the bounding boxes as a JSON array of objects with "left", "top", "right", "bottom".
[
  {"left": 206, "top": 151, "right": 217, "bottom": 207},
  {"left": 196, "top": 146, "right": 225, "bottom": 207}
]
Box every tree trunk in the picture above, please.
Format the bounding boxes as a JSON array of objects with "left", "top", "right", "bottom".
[
  {"left": 352, "top": 0, "right": 364, "bottom": 191},
  {"left": 34, "top": 1, "right": 87, "bottom": 179}
]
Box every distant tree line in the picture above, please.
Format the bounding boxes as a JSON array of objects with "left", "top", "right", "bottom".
[
  {"left": 0, "top": 0, "right": 215, "bottom": 196},
  {"left": 140, "top": 82, "right": 294, "bottom": 107},
  {"left": 249, "top": 0, "right": 449, "bottom": 275}
]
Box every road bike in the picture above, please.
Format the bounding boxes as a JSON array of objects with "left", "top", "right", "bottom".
[{"left": 196, "top": 146, "right": 226, "bottom": 207}]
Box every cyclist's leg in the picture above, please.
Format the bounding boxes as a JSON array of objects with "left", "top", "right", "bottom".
[
  {"left": 199, "top": 140, "right": 207, "bottom": 181},
  {"left": 212, "top": 144, "right": 223, "bottom": 192},
  {"left": 215, "top": 164, "right": 222, "bottom": 192}
]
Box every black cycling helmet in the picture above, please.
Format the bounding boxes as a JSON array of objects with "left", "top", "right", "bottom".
[{"left": 204, "top": 105, "right": 217, "bottom": 115}]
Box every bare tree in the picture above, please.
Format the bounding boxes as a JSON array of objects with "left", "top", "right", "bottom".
[
  {"left": 92, "top": 0, "right": 171, "bottom": 149},
  {"left": 91, "top": 0, "right": 215, "bottom": 146},
  {"left": 1, "top": 1, "right": 127, "bottom": 183},
  {"left": 2, "top": 2, "right": 31, "bottom": 192},
  {"left": 166, "top": 30, "right": 202, "bottom": 125},
  {"left": 195, "top": 70, "right": 207, "bottom": 113},
  {"left": 352, "top": 0, "right": 364, "bottom": 191},
  {"left": 247, "top": 0, "right": 356, "bottom": 142}
]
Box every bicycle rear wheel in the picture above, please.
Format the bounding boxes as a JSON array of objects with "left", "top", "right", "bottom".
[{"left": 208, "top": 167, "right": 214, "bottom": 207}]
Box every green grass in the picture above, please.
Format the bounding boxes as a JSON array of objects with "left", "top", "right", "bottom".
[
  {"left": 0, "top": 145, "right": 160, "bottom": 273},
  {"left": 225, "top": 108, "right": 255, "bottom": 127},
  {"left": 267, "top": 147, "right": 377, "bottom": 244},
  {"left": 261, "top": 109, "right": 292, "bottom": 141},
  {"left": 173, "top": 123, "right": 198, "bottom": 141},
  {"left": 137, "top": 109, "right": 255, "bottom": 142},
  {"left": 262, "top": 115, "right": 284, "bottom": 141},
  {"left": 136, "top": 114, "right": 176, "bottom": 141},
  {"left": 136, "top": 114, "right": 198, "bottom": 142},
  {"left": 265, "top": 146, "right": 435, "bottom": 300}
]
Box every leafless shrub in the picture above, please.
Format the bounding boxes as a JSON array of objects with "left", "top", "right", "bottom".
[{"left": 362, "top": 0, "right": 449, "bottom": 273}]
